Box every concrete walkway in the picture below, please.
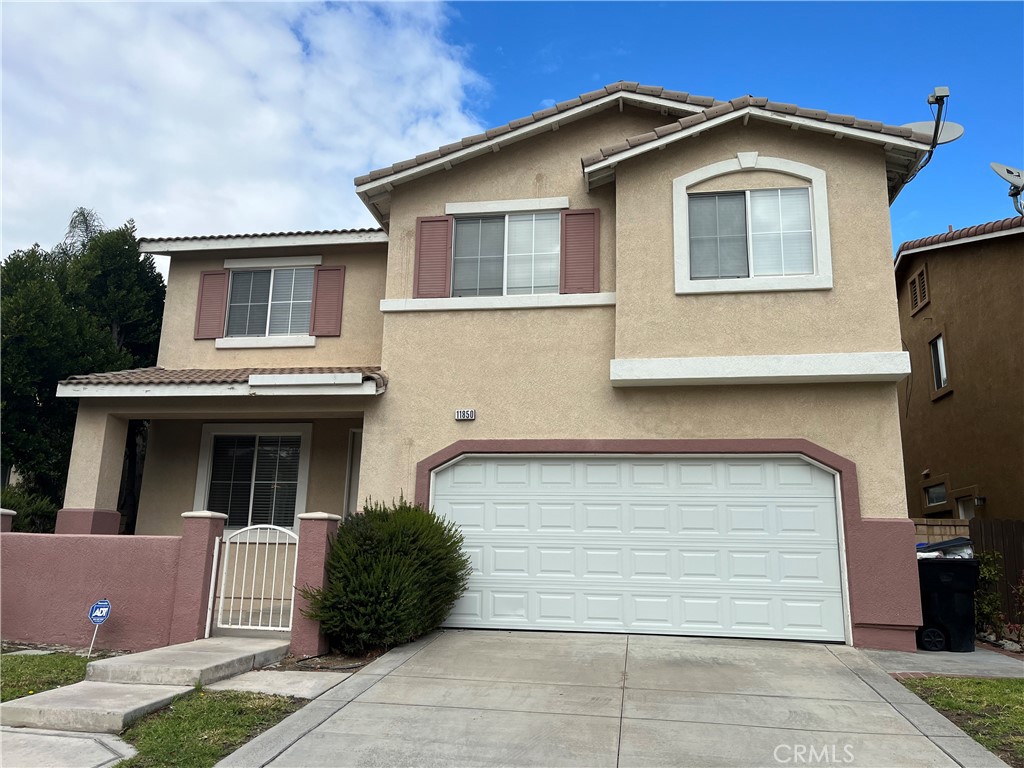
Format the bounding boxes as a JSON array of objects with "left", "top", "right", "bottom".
[
  {"left": 1, "top": 636, "right": 294, "bottom": 768},
  {"left": 865, "top": 646, "right": 1024, "bottom": 678},
  {"left": 221, "top": 630, "right": 1011, "bottom": 768}
]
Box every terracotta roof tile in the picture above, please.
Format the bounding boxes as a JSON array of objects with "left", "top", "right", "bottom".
[
  {"left": 139, "top": 227, "right": 383, "bottom": 245},
  {"left": 61, "top": 366, "right": 387, "bottom": 388},
  {"left": 896, "top": 215, "right": 1023, "bottom": 255},
  {"left": 355, "top": 81, "right": 933, "bottom": 190}
]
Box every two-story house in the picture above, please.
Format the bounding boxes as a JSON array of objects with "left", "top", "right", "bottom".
[
  {"left": 56, "top": 82, "right": 937, "bottom": 651},
  {"left": 894, "top": 215, "right": 1024, "bottom": 521}
]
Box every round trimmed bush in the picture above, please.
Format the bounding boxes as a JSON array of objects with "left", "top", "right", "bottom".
[{"left": 300, "top": 498, "right": 471, "bottom": 654}]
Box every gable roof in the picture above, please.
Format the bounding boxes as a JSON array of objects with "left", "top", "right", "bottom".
[
  {"left": 894, "top": 215, "right": 1024, "bottom": 274},
  {"left": 354, "top": 82, "right": 935, "bottom": 228}
]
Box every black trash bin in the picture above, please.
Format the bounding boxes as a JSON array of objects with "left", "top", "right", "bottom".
[{"left": 916, "top": 557, "right": 979, "bottom": 652}]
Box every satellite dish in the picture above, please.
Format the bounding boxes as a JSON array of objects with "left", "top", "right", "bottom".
[
  {"left": 990, "top": 161, "right": 1024, "bottom": 215},
  {"left": 901, "top": 121, "right": 965, "bottom": 144},
  {"left": 990, "top": 162, "right": 1024, "bottom": 187}
]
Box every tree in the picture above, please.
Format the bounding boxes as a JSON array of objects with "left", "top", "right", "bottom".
[{"left": 1, "top": 210, "right": 165, "bottom": 524}]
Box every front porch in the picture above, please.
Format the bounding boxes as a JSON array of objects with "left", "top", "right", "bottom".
[{"left": 54, "top": 366, "right": 384, "bottom": 537}]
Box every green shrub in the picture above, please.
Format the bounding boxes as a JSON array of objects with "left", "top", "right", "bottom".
[
  {"left": 1, "top": 486, "right": 59, "bottom": 533},
  {"left": 976, "top": 551, "right": 1005, "bottom": 636},
  {"left": 300, "top": 498, "right": 471, "bottom": 655}
]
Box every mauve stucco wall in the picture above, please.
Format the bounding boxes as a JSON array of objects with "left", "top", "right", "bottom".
[
  {"left": 136, "top": 417, "right": 358, "bottom": 536},
  {"left": 1, "top": 534, "right": 180, "bottom": 651},
  {"left": 156, "top": 245, "right": 387, "bottom": 369},
  {"left": 614, "top": 120, "right": 903, "bottom": 359}
]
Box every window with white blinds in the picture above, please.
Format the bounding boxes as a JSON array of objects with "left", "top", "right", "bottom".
[
  {"left": 207, "top": 434, "right": 302, "bottom": 528},
  {"left": 452, "top": 213, "right": 560, "bottom": 297},
  {"left": 226, "top": 267, "right": 314, "bottom": 336},
  {"left": 688, "top": 188, "right": 813, "bottom": 280}
]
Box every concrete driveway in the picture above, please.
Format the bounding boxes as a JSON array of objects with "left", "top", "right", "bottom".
[{"left": 221, "top": 630, "right": 1007, "bottom": 768}]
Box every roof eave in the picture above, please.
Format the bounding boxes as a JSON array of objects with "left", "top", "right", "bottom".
[
  {"left": 581, "top": 107, "right": 931, "bottom": 193},
  {"left": 894, "top": 223, "right": 1024, "bottom": 274},
  {"left": 140, "top": 230, "right": 388, "bottom": 254},
  {"left": 353, "top": 91, "right": 708, "bottom": 227}
]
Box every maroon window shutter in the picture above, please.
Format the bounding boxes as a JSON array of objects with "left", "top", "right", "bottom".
[
  {"left": 560, "top": 209, "right": 600, "bottom": 294},
  {"left": 194, "top": 270, "right": 228, "bottom": 339},
  {"left": 414, "top": 216, "right": 453, "bottom": 298},
  {"left": 310, "top": 265, "right": 346, "bottom": 337}
]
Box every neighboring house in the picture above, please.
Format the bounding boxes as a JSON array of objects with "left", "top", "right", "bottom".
[
  {"left": 894, "top": 215, "right": 1024, "bottom": 521},
  {"left": 55, "top": 82, "right": 940, "bottom": 651}
]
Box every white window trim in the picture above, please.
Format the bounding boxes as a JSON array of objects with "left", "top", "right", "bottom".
[
  {"left": 445, "top": 197, "right": 569, "bottom": 215},
  {"left": 193, "top": 423, "right": 313, "bottom": 532},
  {"left": 223, "top": 256, "right": 322, "bottom": 269},
  {"left": 225, "top": 265, "right": 316, "bottom": 340},
  {"left": 216, "top": 335, "right": 316, "bottom": 349},
  {"left": 673, "top": 153, "right": 833, "bottom": 294},
  {"left": 380, "top": 292, "right": 616, "bottom": 313}
]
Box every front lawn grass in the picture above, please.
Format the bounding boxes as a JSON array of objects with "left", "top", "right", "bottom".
[
  {"left": 118, "top": 689, "right": 303, "bottom": 768},
  {"left": 902, "top": 677, "right": 1024, "bottom": 768},
  {"left": 1, "top": 653, "right": 89, "bottom": 702}
]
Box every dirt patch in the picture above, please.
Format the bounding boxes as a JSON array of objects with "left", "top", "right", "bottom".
[
  {"left": 0, "top": 640, "right": 128, "bottom": 658},
  {"left": 927, "top": 704, "right": 1023, "bottom": 768},
  {"left": 267, "top": 649, "right": 384, "bottom": 673}
]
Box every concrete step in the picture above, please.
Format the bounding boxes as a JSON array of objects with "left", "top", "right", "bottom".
[
  {"left": 0, "top": 681, "right": 191, "bottom": 734},
  {"left": 86, "top": 636, "right": 290, "bottom": 687}
]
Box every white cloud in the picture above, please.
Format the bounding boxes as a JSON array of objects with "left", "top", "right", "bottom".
[{"left": 1, "top": 2, "right": 486, "bottom": 267}]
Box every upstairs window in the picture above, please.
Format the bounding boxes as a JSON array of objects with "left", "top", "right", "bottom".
[
  {"left": 453, "top": 213, "right": 560, "bottom": 297},
  {"left": 227, "top": 267, "right": 314, "bottom": 337},
  {"left": 930, "top": 333, "right": 950, "bottom": 392},
  {"left": 688, "top": 188, "right": 813, "bottom": 280}
]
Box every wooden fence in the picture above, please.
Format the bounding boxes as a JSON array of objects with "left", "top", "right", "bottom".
[{"left": 970, "top": 518, "right": 1024, "bottom": 625}]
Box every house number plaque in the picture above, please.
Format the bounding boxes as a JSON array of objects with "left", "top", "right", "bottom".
[{"left": 454, "top": 409, "right": 476, "bottom": 421}]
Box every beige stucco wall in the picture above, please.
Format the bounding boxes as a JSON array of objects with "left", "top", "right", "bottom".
[
  {"left": 614, "top": 120, "right": 902, "bottom": 359},
  {"left": 357, "top": 106, "right": 909, "bottom": 522},
  {"left": 360, "top": 306, "right": 908, "bottom": 520},
  {"left": 384, "top": 105, "right": 670, "bottom": 300},
  {"left": 156, "top": 244, "right": 387, "bottom": 369},
  {"left": 136, "top": 416, "right": 361, "bottom": 536}
]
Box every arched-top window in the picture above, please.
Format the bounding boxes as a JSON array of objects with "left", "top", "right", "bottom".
[{"left": 673, "top": 152, "right": 833, "bottom": 294}]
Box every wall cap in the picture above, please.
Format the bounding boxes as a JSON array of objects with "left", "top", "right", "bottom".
[
  {"left": 181, "top": 510, "right": 229, "bottom": 520},
  {"left": 0, "top": 508, "right": 16, "bottom": 517},
  {"left": 298, "top": 512, "right": 343, "bottom": 521}
]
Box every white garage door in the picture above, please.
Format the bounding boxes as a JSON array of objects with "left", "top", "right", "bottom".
[{"left": 432, "top": 455, "right": 846, "bottom": 641}]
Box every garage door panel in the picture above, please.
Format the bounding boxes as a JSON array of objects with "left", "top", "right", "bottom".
[{"left": 435, "top": 456, "right": 846, "bottom": 641}]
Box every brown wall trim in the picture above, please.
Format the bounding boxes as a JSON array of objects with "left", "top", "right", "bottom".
[{"left": 414, "top": 438, "right": 922, "bottom": 650}]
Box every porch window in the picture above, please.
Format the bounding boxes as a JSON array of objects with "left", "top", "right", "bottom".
[{"left": 195, "top": 424, "right": 312, "bottom": 530}]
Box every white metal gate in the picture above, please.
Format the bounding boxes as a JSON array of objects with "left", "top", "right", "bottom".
[{"left": 208, "top": 525, "right": 299, "bottom": 634}]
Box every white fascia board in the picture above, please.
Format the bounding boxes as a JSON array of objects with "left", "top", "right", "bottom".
[
  {"left": 355, "top": 93, "right": 704, "bottom": 197},
  {"left": 380, "top": 292, "right": 616, "bottom": 313},
  {"left": 248, "top": 372, "right": 364, "bottom": 386},
  {"left": 445, "top": 197, "right": 570, "bottom": 215},
  {"left": 56, "top": 379, "right": 380, "bottom": 398},
  {"left": 610, "top": 352, "right": 912, "bottom": 387},
  {"left": 583, "top": 108, "right": 929, "bottom": 178},
  {"left": 894, "top": 226, "right": 1024, "bottom": 271},
  {"left": 141, "top": 230, "right": 388, "bottom": 254}
]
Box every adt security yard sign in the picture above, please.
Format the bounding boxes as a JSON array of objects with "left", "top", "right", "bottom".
[
  {"left": 89, "top": 600, "right": 111, "bottom": 625},
  {"left": 87, "top": 599, "right": 111, "bottom": 658}
]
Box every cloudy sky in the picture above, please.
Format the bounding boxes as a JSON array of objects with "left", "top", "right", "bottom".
[{"left": 3, "top": 2, "right": 1022, "bottom": 269}]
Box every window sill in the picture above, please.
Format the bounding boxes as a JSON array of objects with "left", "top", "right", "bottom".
[
  {"left": 380, "top": 292, "right": 616, "bottom": 313},
  {"left": 675, "top": 274, "right": 833, "bottom": 295},
  {"left": 215, "top": 336, "right": 316, "bottom": 349},
  {"left": 930, "top": 385, "right": 953, "bottom": 402}
]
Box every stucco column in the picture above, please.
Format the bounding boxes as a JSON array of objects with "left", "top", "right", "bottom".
[
  {"left": 169, "top": 511, "right": 227, "bottom": 645},
  {"left": 58, "top": 404, "right": 128, "bottom": 534},
  {"left": 291, "top": 512, "right": 341, "bottom": 659},
  {"left": 0, "top": 508, "right": 15, "bottom": 533}
]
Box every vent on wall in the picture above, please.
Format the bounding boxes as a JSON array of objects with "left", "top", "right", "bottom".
[{"left": 909, "top": 266, "right": 929, "bottom": 314}]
